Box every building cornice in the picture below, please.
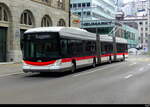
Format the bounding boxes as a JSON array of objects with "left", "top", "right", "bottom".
[{"left": 31, "top": 0, "right": 68, "bottom": 12}]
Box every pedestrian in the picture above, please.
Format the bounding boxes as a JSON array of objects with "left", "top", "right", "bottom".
[{"left": 136, "top": 50, "right": 138, "bottom": 55}]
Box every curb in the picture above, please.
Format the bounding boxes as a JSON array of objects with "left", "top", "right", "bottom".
[
  {"left": 0, "top": 62, "right": 22, "bottom": 65},
  {"left": 0, "top": 62, "right": 15, "bottom": 65}
]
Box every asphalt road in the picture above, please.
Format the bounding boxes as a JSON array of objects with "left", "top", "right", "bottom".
[{"left": 0, "top": 55, "right": 150, "bottom": 104}]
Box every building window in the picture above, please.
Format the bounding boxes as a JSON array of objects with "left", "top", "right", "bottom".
[
  {"left": 146, "top": 33, "right": 148, "bottom": 37},
  {"left": 141, "top": 37, "right": 143, "bottom": 43},
  {"left": 42, "top": 0, "right": 48, "bottom": 3},
  {"left": 57, "top": 19, "right": 66, "bottom": 26},
  {"left": 83, "top": 12, "right": 86, "bottom": 15},
  {"left": 139, "top": 37, "right": 141, "bottom": 41},
  {"left": 139, "top": 22, "right": 143, "bottom": 25},
  {"left": 145, "top": 27, "right": 148, "bottom": 31},
  {"left": 78, "top": 3, "right": 81, "bottom": 8},
  {"left": 70, "top": 4, "right": 72, "bottom": 8},
  {"left": 78, "top": 12, "right": 81, "bottom": 16},
  {"left": 0, "top": 5, "right": 8, "bottom": 21},
  {"left": 73, "top": 4, "right": 77, "bottom": 8},
  {"left": 32, "top": 0, "right": 52, "bottom": 6},
  {"left": 20, "top": 10, "right": 34, "bottom": 26},
  {"left": 42, "top": 0, "right": 52, "bottom": 6},
  {"left": 145, "top": 22, "right": 148, "bottom": 25},
  {"left": 87, "top": 11, "right": 91, "bottom": 16},
  {"left": 41, "top": 15, "right": 52, "bottom": 27},
  {"left": 141, "top": 27, "right": 143, "bottom": 31},
  {"left": 57, "top": 0, "right": 65, "bottom": 10},
  {"left": 141, "top": 33, "right": 143, "bottom": 37},
  {"left": 87, "top": 3, "right": 91, "bottom": 7},
  {"left": 82, "top": 3, "right": 86, "bottom": 7}
]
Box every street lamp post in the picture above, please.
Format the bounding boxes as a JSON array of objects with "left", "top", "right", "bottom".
[
  {"left": 96, "top": 28, "right": 101, "bottom": 64},
  {"left": 148, "top": 0, "right": 150, "bottom": 53},
  {"left": 69, "top": 0, "right": 71, "bottom": 27},
  {"left": 81, "top": 8, "right": 84, "bottom": 29},
  {"left": 113, "top": 26, "right": 117, "bottom": 61}
]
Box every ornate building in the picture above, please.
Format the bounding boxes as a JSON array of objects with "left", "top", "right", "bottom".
[{"left": 0, "top": 0, "right": 79, "bottom": 62}]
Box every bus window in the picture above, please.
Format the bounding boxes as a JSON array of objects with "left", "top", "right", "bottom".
[
  {"left": 60, "top": 39, "right": 68, "bottom": 58},
  {"left": 67, "top": 39, "right": 84, "bottom": 57},
  {"left": 23, "top": 33, "right": 60, "bottom": 62},
  {"left": 85, "top": 41, "right": 96, "bottom": 56}
]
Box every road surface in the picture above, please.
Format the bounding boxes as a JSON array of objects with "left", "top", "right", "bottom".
[{"left": 0, "top": 55, "right": 150, "bottom": 104}]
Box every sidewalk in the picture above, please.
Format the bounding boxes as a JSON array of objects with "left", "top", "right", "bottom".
[
  {"left": 0, "top": 62, "right": 23, "bottom": 76},
  {"left": 0, "top": 61, "right": 23, "bottom": 64}
]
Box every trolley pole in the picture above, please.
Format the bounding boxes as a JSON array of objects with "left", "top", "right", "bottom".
[
  {"left": 96, "top": 28, "right": 101, "bottom": 64},
  {"left": 148, "top": 0, "right": 150, "bottom": 53},
  {"left": 113, "top": 26, "right": 117, "bottom": 61}
]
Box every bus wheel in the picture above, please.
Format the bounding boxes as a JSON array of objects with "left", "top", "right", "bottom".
[
  {"left": 92, "top": 58, "right": 96, "bottom": 68},
  {"left": 122, "top": 55, "right": 125, "bottom": 61},
  {"left": 109, "top": 56, "right": 112, "bottom": 64},
  {"left": 71, "top": 62, "right": 76, "bottom": 72}
]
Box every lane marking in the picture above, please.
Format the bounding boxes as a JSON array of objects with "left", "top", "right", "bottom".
[
  {"left": 129, "top": 63, "right": 137, "bottom": 66},
  {"left": 0, "top": 72, "right": 24, "bottom": 78},
  {"left": 73, "top": 63, "right": 125, "bottom": 77},
  {"left": 139, "top": 67, "right": 144, "bottom": 72},
  {"left": 125, "top": 67, "right": 146, "bottom": 79},
  {"left": 124, "top": 74, "right": 133, "bottom": 79},
  {"left": 73, "top": 70, "right": 96, "bottom": 77}
]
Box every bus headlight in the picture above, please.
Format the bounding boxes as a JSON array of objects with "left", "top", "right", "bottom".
[
  {"left": 54, "top": 60, "right": 62, "bottom": 66},
  {"left": 23, "top": 62, "right": 28, "bottom": 66},
  {"left": 23, "top": 61, "right": 30, "bottom": 66}
]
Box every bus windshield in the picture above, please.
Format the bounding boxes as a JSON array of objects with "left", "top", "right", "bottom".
[{"left": 22, "top": 32, "right": 60, "bottom": 62}]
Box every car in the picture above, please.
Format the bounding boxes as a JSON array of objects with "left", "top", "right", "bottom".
[
  {"left": 128, "top": 48, "right": 138, "bottom": 55},
  {"left": 137, "top": 49, "right": 145, "bottom": 55}
]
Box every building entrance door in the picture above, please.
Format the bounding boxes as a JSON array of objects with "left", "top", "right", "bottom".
[{"left": 0, "top": 27, "right": 7, "bottom": 62}]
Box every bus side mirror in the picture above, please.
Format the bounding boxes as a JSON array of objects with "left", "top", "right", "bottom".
[{"left": 20, "top": 39, "right": 24, "bottom": 50}]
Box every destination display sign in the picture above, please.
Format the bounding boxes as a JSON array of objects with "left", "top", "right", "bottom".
[{"left": 35, "top": 35, "right": 51, "bottom": 39}]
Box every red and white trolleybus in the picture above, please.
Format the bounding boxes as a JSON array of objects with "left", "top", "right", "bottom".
[{"left": 21, "top": 27, "right": 128, "bottom": 73}]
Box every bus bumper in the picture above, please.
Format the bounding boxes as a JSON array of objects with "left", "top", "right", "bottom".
[{"left": 23, "top": 65, "right": 71, "bottom": 73}]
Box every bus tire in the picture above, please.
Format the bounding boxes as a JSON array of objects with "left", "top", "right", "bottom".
[
  {"left": 71, "top": 62, "right": 76, "bottom": 73},
  {"left": 122, "top": 55, "right": 125, "bottom": 61},
  {"left": 109, "top": 56, "right": 112, "bottom": 64},
  {"left": 92, "top": 58, "right": 96, "bottom": 68}
]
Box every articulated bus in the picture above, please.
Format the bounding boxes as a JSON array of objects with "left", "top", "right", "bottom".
[{"left": 21, "top": 27, "right": 128, "bottom": 73}]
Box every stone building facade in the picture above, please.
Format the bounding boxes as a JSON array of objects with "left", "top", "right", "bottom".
[{"left": 0, "top": 0, "right": 79, "bottom": 62}]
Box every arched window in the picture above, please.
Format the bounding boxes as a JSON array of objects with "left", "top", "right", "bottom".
[
  {"left": 20, "top": 10, "right": 34, "bottom": 26},
  {"left": 57, "top": 19, "right": 66, "bottom": 26},
  {"left": 57, "top": 0, "right": 65, "bottom": 10},
  {"left": 0, "top": 5, "right": 9, "bottom": 21},
  {"left": 41, "top": 15, "right": 52, "bottom": 27},
  {"left": 42, "top": 0, "right": 52, "bottom": 6}
]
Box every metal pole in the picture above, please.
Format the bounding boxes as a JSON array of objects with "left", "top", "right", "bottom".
[
  {"left": 81, "top": 8, "right": 83, "bottom": 29},
  {"left": 69, "top": 0, "right": 71, "bottom": 27},
  {"left": 113, "top": 26, "right": 117, "bottom": 61},
  {"left": 148, "top": 0, "right": 150, "bottom": 53},
  {"left": 96, "top": 28, "right": 101, "bottom": 64}
]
